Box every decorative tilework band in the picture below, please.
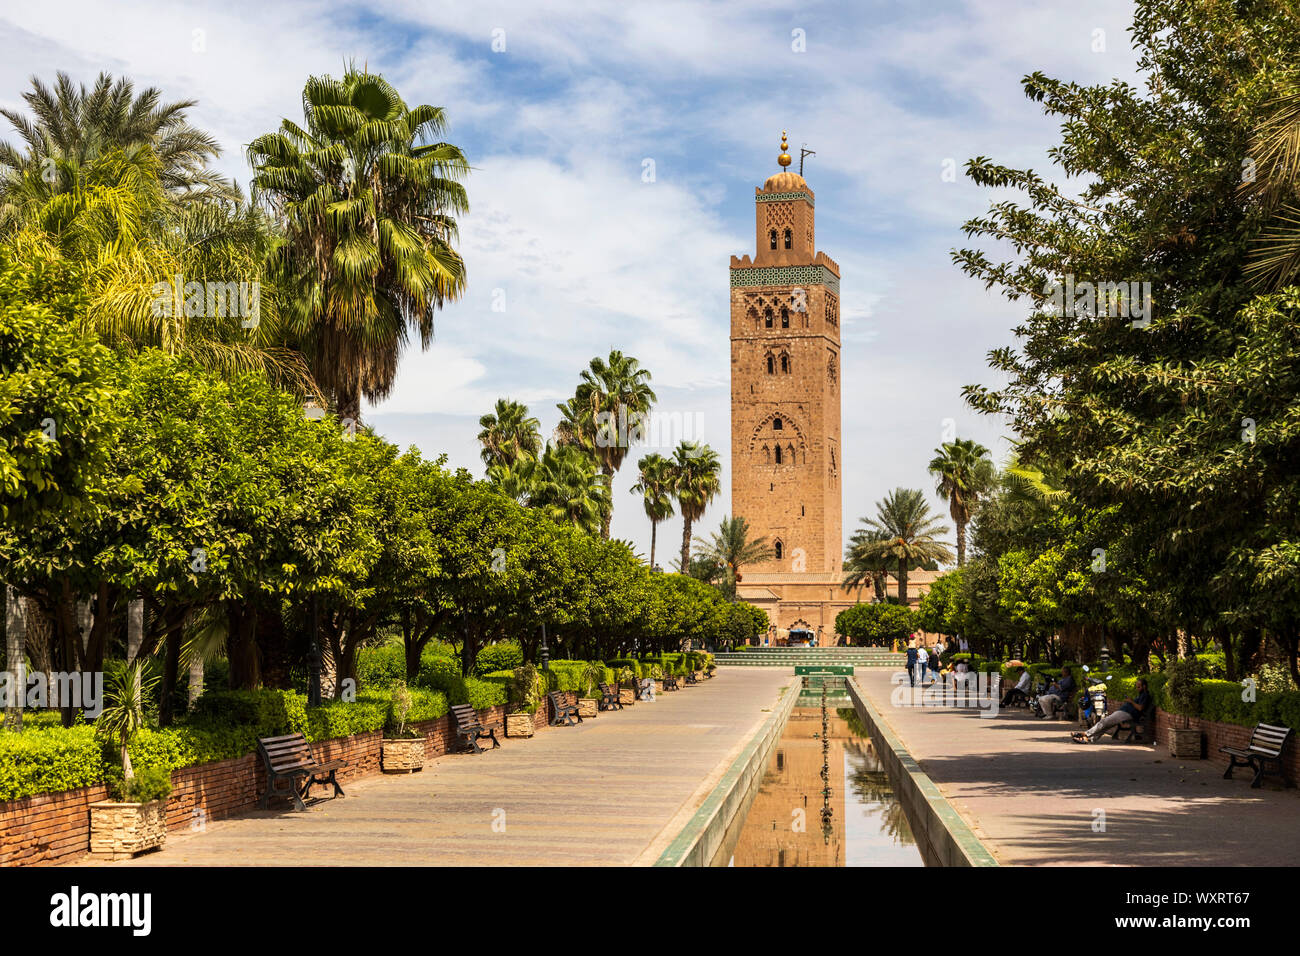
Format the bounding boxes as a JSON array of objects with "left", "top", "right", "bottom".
[
  {"left": 756, "top": 192, "right": 814, "bottom": 206},
  {"left": 730, "top": 265, "right": 839, "bottom": 296}
]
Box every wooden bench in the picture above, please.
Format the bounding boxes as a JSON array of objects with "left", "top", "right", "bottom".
[
  {"left": 451, "top": 703, "right": 501, "bottom": 754},
  {"left": 1110, "top": 711, "right": 1147, "bottom": 743},
  {"left": 595, "top": 681, "right": 621, "bottom": 712},
  {"left": 257, "top": 733, "right": 346, "bottom": 811},
  {"left": 598, "top": 682, "right": 623, "bottom": 711},
  {"left": 661, "top": 674, "right": 680, "bottom": 691},
  {"left": 548, "top": 690, "right": 583, "bottom": 726},
  {"left": 1221, "top": 722, "right": 1294, "bottom": 789}
]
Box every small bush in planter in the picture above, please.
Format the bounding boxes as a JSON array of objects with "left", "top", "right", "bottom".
[
  {"left": 382, "top": 681, "right": 426, "bottom": 772},
  {"left": 111, "top": 763, "right": 173, "bottom": 804},
  {"left": 386, "top": 682, "right": 420, "bottom": 739},
  {"left": 91, "top": 661, "right": 170, "bottom": 857}
]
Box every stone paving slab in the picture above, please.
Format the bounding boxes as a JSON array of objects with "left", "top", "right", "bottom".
[
  {"left": 857, "top": 670, "right": 1300, "bottom": 866},
  {"left": 74, "top": 668, "right": 790, "bottom": 867}
]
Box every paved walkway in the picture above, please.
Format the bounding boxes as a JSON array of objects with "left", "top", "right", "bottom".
[
  {"left": 857, "top": 670, "right": 1300, "bottom": 866},
  {"left": 82, "top": 668, "right": 789, "bottom": 867}
]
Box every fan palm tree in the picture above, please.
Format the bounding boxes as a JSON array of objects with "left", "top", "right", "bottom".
[
  {"left": 530, "top": 444, "right": 609, "bottom": 535},
  {"left": 630, "top": 452, "right": 675, "bottom": 569},
  {"left": 0, "top": 70, "right": 235, "bottom": 231},
  {"left": 845, "top": 488, "right": 953, "bottom": 605},
  {"left": 248, "top": 67, "right": 469, "bottom": 423},
  {"left": 670, "top": 441, "right": 722, "bottom": 573},
  {"left": 1240, "top": 85, "right": 1300, "bottom": 288},
  {"left": 842, "top": 527, "right": 892, "bottom": 602},
  {"left": 478, "top": 398, "right": 541, "bottom": 470},
  {"left": 556, "top": 350, "right": 656, "bottom": 538},
  {"left": 927, "top": 438, "right": 995, "bottom": 567},
  {"left": 694, "top": 516, "right": 774, "bottom": 598},
  {"left": 486, "top": 457, "right": 537, "bottom": 505}
]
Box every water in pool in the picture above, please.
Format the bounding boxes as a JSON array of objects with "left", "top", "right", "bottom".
[{"left": 727, "top": 706, "right": 923, "bottom": 866}]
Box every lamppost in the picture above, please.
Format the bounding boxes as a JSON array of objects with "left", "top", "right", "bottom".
[{"left": 539, "top": 622, "right": 551, "bottom": 672}]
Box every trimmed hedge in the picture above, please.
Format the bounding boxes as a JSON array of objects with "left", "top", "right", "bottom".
[{"left": 474, "top": 641, "right": 523, "bottom": 676}]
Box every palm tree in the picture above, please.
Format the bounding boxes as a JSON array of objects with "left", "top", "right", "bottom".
[
  {"left": 486, "top": 457, "right": 537, "bottom": 505},
  {"left": 694, "top": 516, "right": 774, "bottom": 598},
  {"left": 927, "top": 438, "right": 995, "bottom": 566},
  {"left": 845, "top": 488, "right": 953, "bottom": 605},
  {"left": 670, "top": 441, "right": 722, "bottom": 573},
  {"left": 630, "top": 453, "right": 675, "bottom": 569},
  {"left": 556, "top": 350, "right": 656, "bottom": 538},
  {"left": 0, "top": 70, "right": 235, "bottom": 230},
  {"left": 842, "top": 527, "right": 892, "bottom": 602},
  {"left": 478, "top": 398, "right": 541, "bottom": 469},
  {"left": 1241, "top": 85, "right": 1300, "bottom": 288},
  {"left": 530, "top": 444, "right": 610, "bottom": 535},
  {"left": 248, "top": 67, "right": 469, "bottom": 423}
]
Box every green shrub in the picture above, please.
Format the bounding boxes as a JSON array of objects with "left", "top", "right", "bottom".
[
  {"left": 474, "top": 641, "right": 524, "bottom": 676},
  {"left": 605, "top": 658, "right": 642, "bottom": 677},
  {"left": 114, "top": 763, "right": 172, "bottom": 803},
  {"left": 356, "top": 645, "right": 408, "bottom": 689}
]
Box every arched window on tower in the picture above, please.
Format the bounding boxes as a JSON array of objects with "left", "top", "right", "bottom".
[
  {"left": 774, "top": 540, "right": 784, "bottom": 560},
  {"left": 773, "top": 417, "right": 783, "bottom": 430},
  {"left": 780, "top": 353, "right": 789, "bottom": 373},
  {"left": 774, "top": 445, "right": 783, "bottom": 465},
  {"left": 783, "top": 228, "right": 792, "bottom": 250},
  {"left": 781, "top": 306, "right": 789, "bottom": 328},
  {"left": 766, "top": 354, "right": 775, "bottom": 374},
  {"left": 764, "top": 308, "right": 774, "bottom": 329},
  {"left": 769, "top": 229, "right": 778, "bottom": 250}
]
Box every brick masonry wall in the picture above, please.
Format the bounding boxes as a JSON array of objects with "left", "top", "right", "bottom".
[
  {"left": 1154, "top": 708, "right": 1300, "bottom": 781},
  {"left": 0, "top": 702, "right": 556, "bottom": 868}
]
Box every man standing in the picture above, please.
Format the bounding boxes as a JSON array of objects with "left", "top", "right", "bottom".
[
  {"left": 905, "top": 643, "right": 919, "bottom": 687},
  {"left": 917, "top": 645, "right": 930, "bottom": 686}
]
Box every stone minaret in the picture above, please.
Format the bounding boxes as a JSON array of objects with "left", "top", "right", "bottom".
[{"left": 730, "top": 132, "right": 842, "bottom": 574}]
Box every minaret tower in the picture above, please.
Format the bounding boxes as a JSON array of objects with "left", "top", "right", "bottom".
[{"left": 729, "top": 133, "right": 842, "bottom": 574}]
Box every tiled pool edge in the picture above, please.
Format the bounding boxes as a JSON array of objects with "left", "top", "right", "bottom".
[
  {"left": 651, "top": 681, "right": 800, "bottom": 867},
  {"left": 847, "top": 678, "right": 999, "bottom": 867}
]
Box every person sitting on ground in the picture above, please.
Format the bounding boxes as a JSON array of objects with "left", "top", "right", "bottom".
[
  {"left": 1073, "top": 678, "right": 1151, "bottom": 744},
  {"left": 1000, "top": 667, "right": 1031, "bottom": 707},
  {"left": 1038, "top": 666, "right": 1075, "bottom": 719}
]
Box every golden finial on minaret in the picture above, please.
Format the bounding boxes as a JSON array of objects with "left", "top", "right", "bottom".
[{"left": 778, "top": 131, "right": 792, "bottom": 169}]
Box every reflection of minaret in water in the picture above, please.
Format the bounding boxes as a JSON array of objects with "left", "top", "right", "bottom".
[{"left": 819, "top": 683, "right": 833, "bottom": 844}]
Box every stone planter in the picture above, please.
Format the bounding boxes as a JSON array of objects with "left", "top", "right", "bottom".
[
  {"left": 619, "top": 687, "right": 637, "bottom": 705},
  {"left": 506, "top": 713, "right": 535, "bottom": 738},
  {"left": 382, "top": 737, "right": 425, "bottom": 772},
  {"left": 578, "top": 698, "right": 598, "bottom": 718},
  {"left": 89, "top": 799, "right": 167, "bottom": 859},
  {"left": 1169, "top": 727, "right": 1202, "bottom": 759}
]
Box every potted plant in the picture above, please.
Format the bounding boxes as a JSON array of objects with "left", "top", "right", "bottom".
[
  {"left": 382, "top": 681, "right": 425, "bottom": 772},
  {"left": 649, "top": 663, "right": 665, "bottom": 694},
  {"left": 577, "top": 663, "right": 604, "bottom": 718},
  {"left": 617, "top": 666, "right": 638, "bottom": 705},
  {"left": 1164, "top": 658, "right": 1203, "bottom": 758},
  {"left": 90, "top": 661, "right": 172, "bottom": 859},
  {"left": 506, "top": 664, "right": 543, "bottom": 737}
]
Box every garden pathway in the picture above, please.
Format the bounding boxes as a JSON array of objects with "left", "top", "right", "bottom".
[
  {"left": 81, "top": 667, "right": 789, "bottom": 867},
  {"left": 855, "top": 669, "right": 1300, "bottom": 866}
]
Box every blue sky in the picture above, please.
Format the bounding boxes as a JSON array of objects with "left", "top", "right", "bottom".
[{"left": 0, "top": 0, "right": 1141, "bottom": 561}]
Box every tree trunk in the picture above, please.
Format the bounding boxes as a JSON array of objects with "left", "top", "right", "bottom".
[
  {"left": 600, "top": 465, "right": 614, "bottom": 539},
  {"left": 226, "top": 601, "right": 261, "bottom": 690},
  {"left": 187, "top": 653, "right": 204, "bottom": 711},
  {"left": 897, "top": 560, "right": 909, "bottom": 606},
  {"left": 1222, "top": 633, "right": 1237, "bottom": 683},
  {"left": 257, "top": 602, "right": 292, "bottom": 690},
  {"left": 159, "top": 621, "right": 182, "bottom": 727},
  {"left": 680, "top": 517, "right": 694, "bottom": 573},
  {"left": 4, "top": 586, "right": 26, "bottom": 731},
  {"left": 649, "top": 520, "right": 657, "bottom": 569},
  {"left": 955, "top": 518, "right": 967, "bottom": 567},
  {"left": 1176, "top": 628, "right": 1189, "bottom": 661},
  {"left": 127, "top": 598, "right": 144, "bottom": 663}
]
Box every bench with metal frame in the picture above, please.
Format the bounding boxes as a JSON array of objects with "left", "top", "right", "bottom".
[
  {"left": 257, "top": 733, "right": 346, "bottom": 811},
  {"left": 1221, "top": 722, "right": 1294, "bottom": 789},
  {"left": 548, "top": 690, "right": 583, "bottom": 726},
  {"left": 451, "top": 703, "right": 501, "bottom": 754},
  {"left": 598, "top": 682, "right": 623, "bottom": 711}
]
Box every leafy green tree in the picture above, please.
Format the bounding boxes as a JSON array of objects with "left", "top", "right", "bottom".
[
  {"left": 693, "top": 516, "right": 773, "bottom": 600},
  {"left": 248, "top": 67, "right": 469, "bottom": 422},
  {"left": 836, "top": 602, "right": 916, "bottom": 647}
]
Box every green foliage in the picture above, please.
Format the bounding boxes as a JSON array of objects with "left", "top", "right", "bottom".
[
  {"left": 474, "top": 641, "right": 523, "bottom": 676},
  {"left": 835, "top": 603, "right": 916, "bottom": 646},
  {"left": 113, "top": 763, "right": 172, "bottom": 804}
]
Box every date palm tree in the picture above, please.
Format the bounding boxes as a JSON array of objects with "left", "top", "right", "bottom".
[
  {"left": 846, "top": 488, "right": 953, "bottom": 605},
  {"left": 670, "top": 441, "right": 721, "bottom": 573},
  {"left": 631, "top": 452, "right": 675, "bottom": 569},
  {"left": 478, "top": 398, "right": 541, "bottom": 469},
  {"left": 927, "top": 438, "right": 995, "bottom": 566},
  {"left": 694, "top": 516, "right": 774, "bottom": 600},
  {"left": 0, "top": 70, "right": 236, "bottom": 231},
  {"left": 842, "top": 527, "right": 892, "bottom": 602},
  {"left": 248, "top": 67, "right": 469, "bottom": 423}
]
